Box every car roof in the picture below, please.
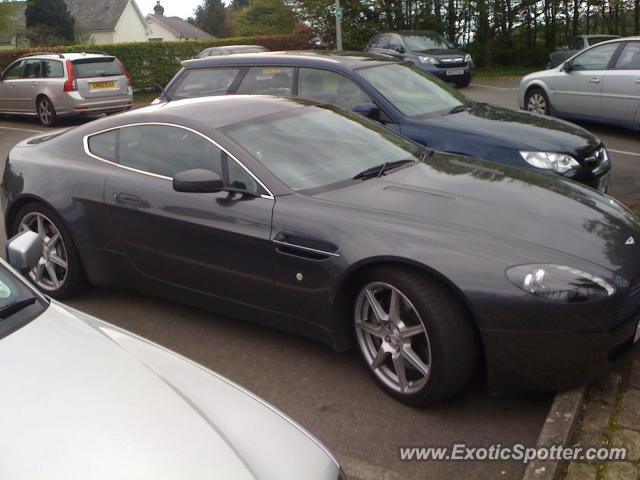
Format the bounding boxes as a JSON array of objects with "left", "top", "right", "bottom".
[
  {"left": 182, "top": 50, "right": 397, "bottom": 70},
  {"left": 382, "top": 30, "right": 441, "bottom": 36},
  {"left": 580, "top": 34, "right": 620, "bottom": 38},
  {"left": 19, "top": 52, "right": 112, "bottom": 61}
]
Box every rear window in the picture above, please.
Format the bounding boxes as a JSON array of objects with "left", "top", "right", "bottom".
[{"left": 72, "top": 58, "right": 123, "bottom": 78}]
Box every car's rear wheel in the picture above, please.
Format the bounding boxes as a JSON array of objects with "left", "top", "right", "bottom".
[
  {"left": 12, "top": 203, "right": 83, "bottom": 298},
  {"left": 37, "top": 96, "right": 57, "bottom": 127},
  {"left": 525, "top": 87, "right": 550, "bottom": 115},
  {"left": 353, "top": 267, "right": 478, "bottom": 406}
]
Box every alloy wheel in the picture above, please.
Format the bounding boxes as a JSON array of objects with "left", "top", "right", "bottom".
[
  {"left": 355, "top": 282, "right": 432, "bottom": 394},
  {"left": 18, "top": 212, "right": 68, "bottom": 291},
  {"left": 527, "top": 93, "right": 547, "bottom": 115},
  {"left": 38, "top": 98, "right": 53, "bottom": 126}
]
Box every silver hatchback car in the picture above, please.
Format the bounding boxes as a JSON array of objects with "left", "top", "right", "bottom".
[
  {"left": 519, "top": 37, "right": 640, "bottom": 130},
  {"left": 0, "top": 52, "right": 133, "bottom": 127}
]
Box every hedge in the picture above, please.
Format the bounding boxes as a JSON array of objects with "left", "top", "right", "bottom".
[{"left": 0, "top": 33, "right": 314, "bottom": 91}]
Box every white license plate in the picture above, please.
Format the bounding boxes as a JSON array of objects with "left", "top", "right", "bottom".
[
  {"left": 446, "top": 69, "right": 465, "bottom": 76},
  {"left": 634, "top": 320, "right": 640, "bottom": 343}
]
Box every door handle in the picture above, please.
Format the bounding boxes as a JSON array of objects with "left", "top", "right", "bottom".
[
  {"left": 589, "top": 77, "right": 600, "bottom": 84},
  {"left": 31, "top": 82, "right": 37, "bottom": 86},
  {"left": 114, "top": 192, "right": 141, "bottom": 206}
]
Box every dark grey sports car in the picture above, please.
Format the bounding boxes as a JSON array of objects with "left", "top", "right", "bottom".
[{"left": 2, "top": 96, "right": 640, "bottom": 405}]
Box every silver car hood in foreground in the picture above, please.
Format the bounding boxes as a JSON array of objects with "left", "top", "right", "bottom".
[{"left": 0, "top": 302, "right": 339, "bottom": 480}]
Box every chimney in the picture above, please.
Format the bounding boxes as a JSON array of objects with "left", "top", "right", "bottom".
[{"left": 154, "top": 1, "right": 164, "bottom": 16}]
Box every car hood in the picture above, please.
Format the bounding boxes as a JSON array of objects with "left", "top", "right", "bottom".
[
  {"left": 315, "top": 154, "right": 640, "bottom": 278},
  {"left": 0, "top": 303, "right": 339, "bottom": 480},
  {"left": 412, "top": 103, "right": 600, "bottom": 158}
]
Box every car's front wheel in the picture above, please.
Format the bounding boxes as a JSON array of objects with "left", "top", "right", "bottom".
[
  {"left": 37, "top": 96, "right": 57, "bottom": 127},
  {"left": 12, "top": 203, "right": 83, "bottom": 298},
  {"left": 525, "top": 87, "right": 551, "bottom": 115},
  {"left": 353, "top": 267, "right": 478, "bottom": 406},
  {"left": 455, "top": 77, "right": 472, "bottom": 88}
]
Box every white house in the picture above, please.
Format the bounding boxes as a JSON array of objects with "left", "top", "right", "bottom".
[{"left": 146, "top": 1, "right": 214, "bottom": 42}]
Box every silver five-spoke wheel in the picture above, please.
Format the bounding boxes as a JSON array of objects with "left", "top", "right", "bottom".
[
  {"left": 355, "top": 282, "right": 432, "bottom": 395},
  {"left": 19, "top": 212, "right": 68, "bottom": 291}
]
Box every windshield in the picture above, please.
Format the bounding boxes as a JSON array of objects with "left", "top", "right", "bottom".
[
  {"left": 403, "top": 33, "right": 455, "bottom": 51},
  {"left": 358, "top": 63, "right": 471, "bottom": 118},
  {"left": 0, "top": 261, "right": 45, "bottom": 337},
  {"left": 222, "top": 106, "right": 421, "bottom": 191}
]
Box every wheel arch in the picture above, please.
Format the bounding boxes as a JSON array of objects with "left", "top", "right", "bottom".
[
  {"left": 524, "top": 81, "right": 552, "bottom": 102},
  {"left": 328, "top": 256, "right": 486, "bottom": 363},
  {"left": 6, "top": 194, "right": 65, "bottom": 239}
]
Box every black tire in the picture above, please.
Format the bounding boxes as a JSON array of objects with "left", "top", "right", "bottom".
[
  {"left": 525, "top": 87, "right": 551, "bottom": 115},
  {"left": 11, "top": 202, "right": 84, "bottom": 298},
  {"left": 454, "top": 77, "right": 472, "bottom": 88},
  {"left": 352, "top": 266, "right": 478, "bottom": 406},
  {"left": 36, "top": 95, "right": 57, "bottom": 127}
]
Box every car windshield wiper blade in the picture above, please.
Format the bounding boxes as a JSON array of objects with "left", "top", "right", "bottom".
[
  {"left": 0, "top": 298, "right": 36, "bottom": 320},
  {"left": 447, "top": 104, "right": 472, "bottom": 115},
  {"left": 352, "top": 159, "right": 415, "bottom": 181}
]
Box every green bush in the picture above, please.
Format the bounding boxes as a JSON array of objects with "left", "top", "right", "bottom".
[{"left": 0, "top": 33, "right": 314, "bottom": 90}]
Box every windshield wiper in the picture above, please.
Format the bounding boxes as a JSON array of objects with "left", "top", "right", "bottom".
[
  {"left": 352, "top": 159, "right": 415, "bottom": 181},
  {"left": 448, "top": 104, "right": 472, "bottom": 115},
  {"left": 0, "top": 298, "right": 36, "bottom": 319}
]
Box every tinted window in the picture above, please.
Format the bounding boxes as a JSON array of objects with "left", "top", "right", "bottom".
[
  {"left": 237, "top": 66, "right": 294, "bottom": 95},
  {"left": 222, "top": 107, "right": 421, "bottom": 191},
  {"left": 570, "top": 37, "right": 584, "bottom": 50},
  {"left": 43, "top": 60, "right": 64, "bottom": 78},
  {"left": 358, "top": 63, "right": 469, "bottom": 117},
  {"left": 88, "top": 130, "right": 118, "bottom": 162},
  {"left": 298, "top": 68, "right": 372, "bottom": 111},
  {"left": 3, "top": 60, "right": 24, "bottom": 80},
  {"left": 615, "top": 42, "right": 640, "bottom": 70},
  {"left": 22, "top": 60, "right": 42, "bottom": 79},
  {"left": 403, "top": 33, "right": 454, "bottom": 51},
  {"left": 73, "top": 58, "right": 123, "bottom": 78},
  {"left": 588, "top": 36, "right": 617, "bottom": 46},
  {"left": 572, "top": 43, "right": 619, "bottom": 70},
  {"left": 173, "top": 68, "right": 239, "bottom": 99}
]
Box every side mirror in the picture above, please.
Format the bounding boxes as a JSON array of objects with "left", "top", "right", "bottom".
[
  {"left": 352, "top": 103, "right": 381, "bottom": 121},
  {"left": 562, "top": 62, "right": 572, "bottom": 72},
  {"left": 173, "top": 169, "right": 224, "bottom": 193},
  {"left": 391, "top": 46, "right": 405, "bottom": 55},
  {"left": 6, "top": 230, "right": 42, "bottom": 273}
]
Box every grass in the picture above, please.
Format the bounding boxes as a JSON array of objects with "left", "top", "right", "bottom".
[
  {"left": 634, "top": 207, "right": 640, "bottom": 219},
  {"left": 474, "top": 65, "right": 541, "bottom": 78},
  {"left": 133, "top": 90, "right": 160, "bottom": 105}
]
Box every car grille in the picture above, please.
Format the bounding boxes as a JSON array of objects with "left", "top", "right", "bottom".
[
  {"left": 435, "top": 57, "right": 467, "bottom": 68},
  {"left": 582, "top": 146, "right": 610, "bottom": 174},
  {"left": 610, "top": 279, "right": 640, "bottom": 330}
]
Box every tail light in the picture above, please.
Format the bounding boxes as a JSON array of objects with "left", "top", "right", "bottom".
[
  {"left": 116, "top": 59, "right": 133, "bottom": 87},
  {"left": 63, "top": 59, "right": 77, "bottom": 92}
]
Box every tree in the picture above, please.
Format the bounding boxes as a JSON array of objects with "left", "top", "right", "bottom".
[
  {"left": 25, "top": 0, "right": 75, "bottom": 46},
  {"left": 236, "top": 0, "right": 296, "bottom": 36},
  {"left": 191, "top": 0, "right": 227, "bottom": 37}
]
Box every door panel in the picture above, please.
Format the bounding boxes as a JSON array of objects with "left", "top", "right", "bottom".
[
  {"left": 601, "top": 42, "right": 640, "bottom": 123},
  {"left": 0, "top": 60, "right": 25, "bottom": 112},
  {"left": 15, "top": 59, "right": 42, "bottom": 113}
]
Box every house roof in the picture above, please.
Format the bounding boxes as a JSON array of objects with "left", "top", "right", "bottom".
[
  {"left": 64, "top": 0, "right": 129, "bottom": 31},
  {"left": 147, "top": 14, "right": 214, "bottom": 40}
]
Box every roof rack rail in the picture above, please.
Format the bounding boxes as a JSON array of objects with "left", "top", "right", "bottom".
[
  {"left": 80, "top": 50, "right": 111, "bottom": 56},
  {"left": 20, "top": 52, "right": 65, "bottom": 59}
]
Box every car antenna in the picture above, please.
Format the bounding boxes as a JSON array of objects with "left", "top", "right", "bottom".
[{"left": 156, "top": 83, "right": 172, "bottom": 102}]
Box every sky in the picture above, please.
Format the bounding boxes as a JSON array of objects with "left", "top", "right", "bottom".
[{"left": 136, "top": 0, "right": 203, "bottom": 20}]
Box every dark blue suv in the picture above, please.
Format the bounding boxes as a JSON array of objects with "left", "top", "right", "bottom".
[{"left": 158, "top": 51, "right": 611, "bottom": 191}]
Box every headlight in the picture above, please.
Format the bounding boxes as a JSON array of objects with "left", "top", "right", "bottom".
[
  {"left": 418, "top": 55, "right": 438, "bottom": 65},
  {"left": 464, "top": 53, "right": 472, "bottom": 63},
  {"left": 519, "top": 151, "right": 580, "bottom": 174},
  {"left": 506, "top": 264, "right": 615, "bottom": 302}
]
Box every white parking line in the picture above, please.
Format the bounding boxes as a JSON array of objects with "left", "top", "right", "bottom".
[
  {"left": 0, "top": 125, "right": 46, "bottom": 134},
  {"left": 609, "top": 148, "right": 640, "bottom": 158},
  {"left": 472, "top": 83, "right": 519, "bottom": 91}
]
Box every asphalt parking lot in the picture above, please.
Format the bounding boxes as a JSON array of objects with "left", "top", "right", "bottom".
[{"left": 2, "top": 76, "right": 638, "bottom": 479}]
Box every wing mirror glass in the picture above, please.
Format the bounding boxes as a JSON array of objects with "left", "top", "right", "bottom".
[
  {"left": 352, "top": 103, "right": 381, "bottom": 121},
  {"left": 562, "top": 61, "right": 572, "bottom": 72},
  {"left": 392, "top": 46, "right": 405, "bottom": 54},
  {"left": 173, "top": 169, "right": 224, "bottom": 193},
  {"left": 6, "top": 230, "right": 42, "bottom": 273}
]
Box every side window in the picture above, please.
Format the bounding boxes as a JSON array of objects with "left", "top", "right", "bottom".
[
  {"left": 172, "top": 68, "right": 240, "bottom": 99},
  {"left": 571, "top": 37, "right": 583, "bottom": 50},
  {"left": 298, "top": 68, "right": 373, "bottom": 111},
  {"left": 377, "top": 35, "right": 390, "bottom": 49},
  {"left": 615, "top": 42, "right": 640, "bottom": 70},
  {"left": 22, "top": 60, "right": 42, "bottom": 79},
  {"left": 43, "top": 60, "right": 64, "bottom": 78},
  {"left": 88, "top": 130, "right": 118, "bottom": 162},
  {"left": 236, "top": 66, "right": 294, "bottom": 95},
  {"left": 367, "top": 35, "right": 379, "bottom": 49},
  {"left": 389, "top": 35, "right": 404, "bottom": 52},
  {"left": 571, "top": 43, "right": 619, "bottom": 71},
  {"left": 118, "top": 125, "right": 224, "bottom": 178},
  {"left": 3, "top": 60, "right": 24, "bottom": 80}
]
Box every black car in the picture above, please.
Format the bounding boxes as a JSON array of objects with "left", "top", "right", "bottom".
[
  {"left": 364, "top": 30, "right": 474, "bottom": 87},
  {"left": 4, "top": 96, "right": 640, "bottom": 405},
  {"left": 157, "top": 52, "right": 611, "bottom": 191}
]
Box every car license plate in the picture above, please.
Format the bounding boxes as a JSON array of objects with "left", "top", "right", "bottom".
[
  {"left": 446, "top": 69, "right": 464, "bottom": 76},
  {"left": 635, "top": 319, "right": 640, "bottom": 344},
  {"left": 91, "top": 80, "right": 116, "bottom": 90}
]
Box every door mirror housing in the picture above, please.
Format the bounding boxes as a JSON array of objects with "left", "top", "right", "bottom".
[
  {"left": 6, "top": 230, "right": 42, "bottom": 273},
  {"left": 562, "top": 61, "right": 572, "bottom": 72},
  {"left": 352, "top": 103, "right": 381, "bottom": 121},
  {"left": 173, "top": 169, "right": 224, "bottom": 193}
]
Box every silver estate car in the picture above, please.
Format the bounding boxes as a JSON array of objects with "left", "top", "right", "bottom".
[
  {"left": 0, "top": 231, "right": 345, "bottom": 480},
  {"left": 0, "top": 52, "right": 133, "bottom": 127},
  {"left": 519, "top": 37, "right": 640, "bottom": 130}
]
